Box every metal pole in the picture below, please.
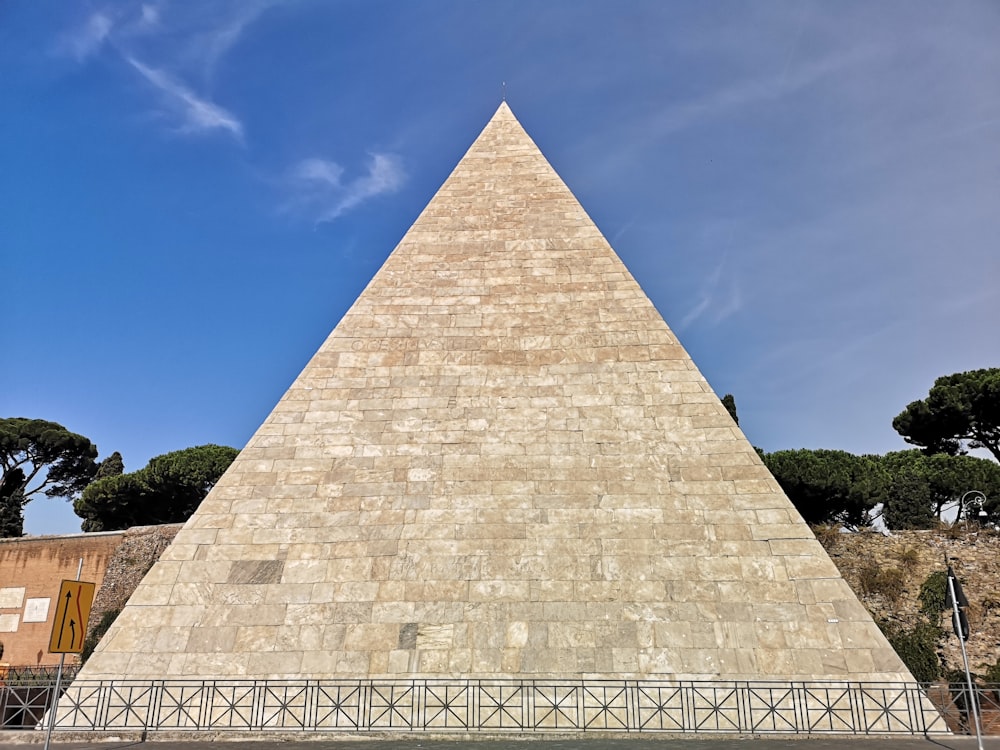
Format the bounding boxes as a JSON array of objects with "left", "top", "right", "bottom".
[
  {"left": 947, "top": 572, "right": 984, "bottom": 750},
  {"left": 43, "top": 559, "right": 82, "bottom": 750}
]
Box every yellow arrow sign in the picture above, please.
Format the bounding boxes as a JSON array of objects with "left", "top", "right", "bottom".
[{"left": 48, "top": 580, "right": 96, "bottom": 654}]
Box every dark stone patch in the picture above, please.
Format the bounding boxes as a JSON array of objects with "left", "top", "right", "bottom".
[
  {"left": 227, "top": 560, "right": 284, "bottom": 585},
  {"left": 399, "top": 622, "right": 418, "bottom": 649}
]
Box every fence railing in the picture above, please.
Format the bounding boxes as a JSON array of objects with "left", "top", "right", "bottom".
[
  {"left": 0, "top": 665, "right": 79, "bottom": 684},
  {"left": 5, "top": 677, "right": 994, "bottom": 734}
]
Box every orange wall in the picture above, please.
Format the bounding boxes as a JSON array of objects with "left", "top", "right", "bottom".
[{"left": 0, "top": 532, "right": 124, "bottom": 667}]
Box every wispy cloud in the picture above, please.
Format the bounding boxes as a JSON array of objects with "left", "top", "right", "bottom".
[
  {"left": 198, "top": 2, "right": 279, "bottom": 85},
  {"left": 139, "top": 4, "right": 161, "bottom": 28},
  {"left": 126, "top": 56, "right": 244, "bottom": 141},
  {"left": 285, "top": 154, "right": 407, "bottom": 224},
  {"left": 56, "top": 11, "right": 113, "bottom": 61},
  {"left": 583, "top": 46, "right": 875, "bottom": 186},
  {"left": 679, "top": 254, "right": 742, "bottom": 330},
  {"left": 652, "top": 49, "right": 871, "bottom": 141},
  {"left": 55, "top": 4, "right": 255, "bottom": 143}
]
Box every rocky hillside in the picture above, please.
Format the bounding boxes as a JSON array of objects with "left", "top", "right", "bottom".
[
  {"left": 822, "top": 527, "right": 1000, "bottom": 679},
  {"left": 84, "top": 523, "right": 182, "bottom": 641}
]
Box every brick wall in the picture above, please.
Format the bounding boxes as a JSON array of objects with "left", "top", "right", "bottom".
[{"left": 0, "top": 532, "right": 125, "bottom": 667}]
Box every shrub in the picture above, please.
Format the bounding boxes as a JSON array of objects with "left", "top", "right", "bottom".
[
  {"left": 896, "top": 547, "right": 921, "bottom": 574},
  {"left": 859, "top": 564, "right": 906, "bottom": 605},
  {"left": 983, "top": 658, "right": 1000, "bottom": 685},
  {"left": 80, "top": 609, "right": 120, "bottom": 664},
  {"left": 858, "top": 564, "right": 877, "bottom": 594},
  {"left": 919, "top": 570, "right": 948, "bottom": 617},
  {"left": 879, "top": 619, "right": 942, "bottom": 683},
  {"left": 811, "top": 524, "right": 840, "bottom": 550}
]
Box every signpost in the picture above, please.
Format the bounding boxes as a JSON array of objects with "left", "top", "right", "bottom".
[
  {"left": 43, "top": 562, "right": 94, "bottom": 750},
  {"left": 48, "top": 580, "right": 95, "bottom": 654},
  {"left": 946, "top": 561, "right": 984, "bottom": 750}
]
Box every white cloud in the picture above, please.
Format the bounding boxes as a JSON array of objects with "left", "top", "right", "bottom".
[
  {"left": 140, "top": 4, "right": 160, "bottom": 29},
  {"left": 653, "top": 48, "right": 872, "bottom": 143},
  {"left": 54, "top": 3, "right": 263, "bottom": 142},
  {"left": 198, "top": 2, "right": 280, "bottom": 84},
  {"left": 57, "top": 12, "right": 114, "bottom": 61},
  {"left": 126, "top": 56, "right": 244, "bottom": 141},
  {"left": 293, "top": 158, "right": 345, "bottom": 186},
  {"left": 286, "top": 154, "right": 407, "bottom": 224},
  {"left": 679, "top": 235, "right": 743, "bottom": 330},
  {"left": 679, "top": 276, "right": 742, "bottom": 331}
]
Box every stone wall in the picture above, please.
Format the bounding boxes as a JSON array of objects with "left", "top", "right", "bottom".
[
  {"left": 85, "top": 524, "right": 182, "bottom": 640},
  {"left": 824, "top": 528, "right": 1000, "bottom": 677}
]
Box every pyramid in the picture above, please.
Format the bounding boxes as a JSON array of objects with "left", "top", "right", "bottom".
[{"left": 80, "top": 103, "right": 915, "bottom": 693}]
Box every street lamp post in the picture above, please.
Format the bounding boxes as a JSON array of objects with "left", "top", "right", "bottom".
[
  {"left": 959, "top": 490, "right": 987, "bottom": 530},
  {"left": 946, "top": 562, "right": 984, "bottom": 750}
]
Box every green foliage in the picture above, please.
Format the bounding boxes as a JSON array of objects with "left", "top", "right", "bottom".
[
  {"left": 762, "top": 448, "right": 886, "bottom": 527},
  {"left": 919, "top": 570, "right": 948, "bottom": 617},
  {"left": 880, "top": 450, "right": 1000, "bottom": 528},
  {"left": 94, "top": 451, "right": 125, "bottom": 481},
  {"left": 983, "top": 658, "right": 1000, "bottom": 684},
  {"left": 0, "top": 467, "right": 26, "bottom": 537},
  {"left": 893, "top": 368, "right": 1000, "bottom": 462},
  {"left": 0, "top": 418, "right": 99, "bottom": 498},
  {"left": 74, "top": 444, "right": 238, "bottom": 531},
  {"left": 879, "top": 619, "right": 942, "bottom": 683},
  {"left": 882, "top": 462, "right": 935, "bottom": 530},
  {"left": 721, "top": 394, "right": 739, "bottom": 426},
  {"left": 80, "top": 609, "right": 120, "bottom": 664}
]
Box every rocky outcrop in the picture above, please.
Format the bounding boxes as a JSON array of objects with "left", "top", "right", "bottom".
[
  {"left": 822, "top": 528, "right": 1000, "bottom": 677},
  {"left": 86, "top": 524, "right": 182, "bottom": 639}
]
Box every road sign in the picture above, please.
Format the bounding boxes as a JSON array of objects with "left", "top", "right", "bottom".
[{"left": 48, "top": 580, "right": 95, "bottom": 654}]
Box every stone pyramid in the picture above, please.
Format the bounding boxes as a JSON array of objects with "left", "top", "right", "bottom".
[{"left": 81, "top": 103, "right": 913, "bottom": 687}]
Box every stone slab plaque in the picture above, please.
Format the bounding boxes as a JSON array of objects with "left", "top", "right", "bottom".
[
  {"left": 0, "top": 613, "right": 19, "bottom": 633},
  {"left": 23, "top": 597, "right": 51, "bottom": 623},
  {"left": 0, "top": 586, "right": 25, "bottom": 609}
]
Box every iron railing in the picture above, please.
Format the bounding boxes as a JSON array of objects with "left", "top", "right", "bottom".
[
  {"left": 5, "top": 677, "right": 994, "bottom": 734},
  {"left": 0, "top": 665, "right": 78, "bottom": 684}
]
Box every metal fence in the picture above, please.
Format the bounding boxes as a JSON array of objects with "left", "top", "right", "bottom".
[
  {"left": 5, "top": 677, "right": 995, "bottom": 734},
  {"left": 0, "top": 665, "right": 78, "bottom": 684}
]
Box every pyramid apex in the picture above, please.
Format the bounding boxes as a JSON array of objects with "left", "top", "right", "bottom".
[{"left": 491, "top": 100, "right": 516, "bottom": 120}]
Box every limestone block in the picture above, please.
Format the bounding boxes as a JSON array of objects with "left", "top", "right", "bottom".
[
  {"left": 176, "top": 560, "right": 234, "bottom": 584},
  {"left": 235, "top": 626, "right": 276, "bottom": 652},
  {"left": 126, "top": 584, "right": 173, "bottom": 606},
  {"left": 214, "top": 584, "right": 266, "bottom": 605},
  {"left": 247, "top": 651, "right": 303, "bottom": 677},
  {"left": 276, "top": 624, "right": 324, "bottom": 651},
  {"left": 188, "top": 627, "right": 237, "bottom": 653},
  {"left": 163, "top": 605, "right": 204, "bottom": 627},
  {"left": 783, "top": 555, "right": 842, "bottom": 579},
  {"left": 152, "top": 626, "right": 191, "bottom": 653}
]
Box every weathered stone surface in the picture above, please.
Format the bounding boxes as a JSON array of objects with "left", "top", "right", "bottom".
[{"left": 77, "top": 103, "right": 914, "bottom": 685}]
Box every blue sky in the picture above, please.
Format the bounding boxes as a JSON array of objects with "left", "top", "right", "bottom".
[{"left": 3, "top": 1, "right": 999, "bottom": 535}]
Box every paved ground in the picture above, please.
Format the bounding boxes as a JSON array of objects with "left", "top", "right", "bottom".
[{"left": 1, "top": 734, "right": 999, "bottom": 750}]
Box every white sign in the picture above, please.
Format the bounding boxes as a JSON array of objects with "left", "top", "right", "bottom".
[{"left": 23, "top": 597, "right": 51, "bottom": 623}]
